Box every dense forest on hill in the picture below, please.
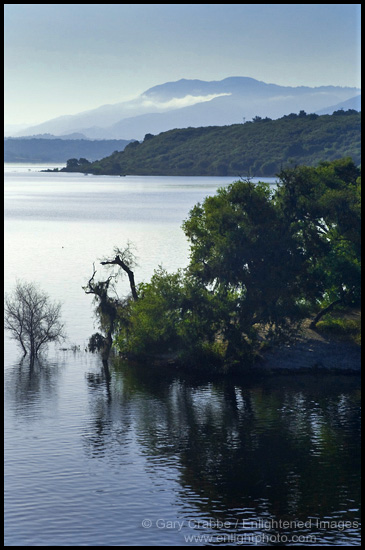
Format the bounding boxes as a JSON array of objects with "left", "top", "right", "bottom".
[
  {"left": 4, "top": 137, "right": 131, "bottom": 163},
  {"left": 62, "top": 110, "right": 361, "bottom": 177}
]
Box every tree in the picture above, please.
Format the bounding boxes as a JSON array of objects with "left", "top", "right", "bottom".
[
  {"left": 115, "top": 268, "right": 184, "bottom": 357},
  {"left": 82, "top": 265, "right": 119, "bottom": 363},
  {"left": 100, "top": 243, "right": 139, "bottom": 302},
  {"left": 182, "top": 179, "right": 306, "bottom": 353},
  {"left": 4, "top": 281, "right": 65, "bottom": 358},
  {"left": 114, "top": 267, "right": 227, "bottom": 369},
  {"left": 275, "top": 157, "right": 361, "bottom": 326},
  {"left": 66, "top": 158, "right": 79, "bottom": 169},
  {"left": 182, "top": 159, "right": 361, "bottom": 357},
  {"left": 111, "top": 180, "right": 309, "bottom": 369},
  {"left": 83, "top": 243, "right": 139, "bottom": 363},
  {"left": 78, "top": 158, "right": 90, "bottom": 166}
]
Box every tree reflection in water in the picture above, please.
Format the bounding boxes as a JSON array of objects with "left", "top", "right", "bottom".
[
  {"left": 4, "top": 355, "right": 64, "bottom": 420},
  {"left": 82, "top": 358, "right": 361, "bottom": 539}
]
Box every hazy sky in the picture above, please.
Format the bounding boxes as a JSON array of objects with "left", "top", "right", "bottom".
[{"left": 4, "top": 4, "right": 361, "bottom": 128}]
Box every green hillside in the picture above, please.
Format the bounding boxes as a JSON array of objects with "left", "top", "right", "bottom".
[{"left": 62, "top": 110, "right": 361, "bottom": 177}]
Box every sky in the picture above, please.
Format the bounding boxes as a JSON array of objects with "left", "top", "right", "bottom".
[{"left": 4, "top": 4, "right": 361, "bottom": 130}]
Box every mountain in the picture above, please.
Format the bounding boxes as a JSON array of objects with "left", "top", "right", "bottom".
[
  {"left": 61, "top": 110, "right": 361, "bottom": 177},
  {"left": 315, "top": 94, "right": 361, "bottom": 115},
  {"left": 4, "top": 137, "right": 132, "bottom": 163},
  {"left": 13, "top": 77, "right": 360, "bottom": 140},
  {"left": 5, "top": 132, "right": 90, "bottom": 140}
]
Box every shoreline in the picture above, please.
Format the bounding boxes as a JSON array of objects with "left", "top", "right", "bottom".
[
  {"left": 127, "top": 318, "right": 361, "bottom": 378},
  {"left": 257, "top": 320, "right": 361, "bottom": 374}
]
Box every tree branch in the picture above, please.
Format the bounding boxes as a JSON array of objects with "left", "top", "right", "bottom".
[{"left": 100, "top": 255, "right": 138, "bottom": 301}]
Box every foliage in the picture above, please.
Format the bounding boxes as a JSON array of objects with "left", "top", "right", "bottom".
[
  {"left": 115, "top": 268, "right": 184, "bottom": 356},
  {"left": 65, "top": 111, "right": 360, "bottom": 177},
  {"left": 275, "top": 157, "right": 361, "bottom": 314},
  {"left": 88, "top": 332, "right": 107, "bottom": 352},
  {"left": 181, "top": 178, "right": 308, "bottom": 358},
  {"left": 4, "top": 280, "right": 65, "bottom": 358},
  {"left": 316, "top": 316, "right": 361, "bottom": 345},
  {"left": 114, "top": 267, "right": 232, "bottom": 370}
]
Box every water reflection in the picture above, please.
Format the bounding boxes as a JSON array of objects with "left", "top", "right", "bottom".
[
  {"left": 82, "top": 359, "right": 361, "bottom": 543},
  {"left": 4, "top": 355, "right": 63, "bottom": 420},
  {"left": 83, "top": 363, "right": 134, "bottom": 460}
]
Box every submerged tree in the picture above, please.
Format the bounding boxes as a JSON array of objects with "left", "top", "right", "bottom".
[
  {"left": 4, "top": 280, "right": 65, "bottom": 359},
  {"left": 83, "top": 266, "right": 119, "bottom": 363},
  {"left": 83, "top": 243, "right": 139, "bottom": 363}
]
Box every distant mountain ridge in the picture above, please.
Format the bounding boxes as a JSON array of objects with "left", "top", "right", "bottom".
[
  {"left": 11, "top": 76, "right": 360, "bottom": 140},
  {"left": 4, "top": 137, "right": 132, "bottom": 163},
  {"left": 315, "top": 94, "right": 361, "bottom": 115}
]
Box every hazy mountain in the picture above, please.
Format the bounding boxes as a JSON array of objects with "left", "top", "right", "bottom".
[
  {"left": 13, "top": 77, "right": 360, "bottom": 140},
  {"left": 4, "top": 137, "right": 132, "bottom": 163},
  {"left": 5, "top": 132, "right": 89, "bottom": 140},
  {"left": 315, "top": 94, "right": 361, "bottom": 115}
]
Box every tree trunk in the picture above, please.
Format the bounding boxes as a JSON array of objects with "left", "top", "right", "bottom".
[
  {"left": 309, "top": 298, "right": 342, "bottom": 329},
  {"left": 19, "top": 338, "right": 27, "bottom": 356},
  {"left": 30, "top": 333, "right": 36, "bottom": 359}
]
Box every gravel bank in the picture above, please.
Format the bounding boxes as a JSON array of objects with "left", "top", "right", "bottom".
[{"left": 258, "top": 321, "right": 361, "bottom": 373}]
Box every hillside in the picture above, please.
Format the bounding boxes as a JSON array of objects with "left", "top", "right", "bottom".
[
  {"left": 62, "top": 110, "right": 361, "bottom": 177},
  {"left": 4, "top": 137, "right": 132, "bottom": 163}
]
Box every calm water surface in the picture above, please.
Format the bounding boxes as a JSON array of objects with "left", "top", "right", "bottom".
[{"left": 4, "top": 165, "right": 361, "bottom": 545}]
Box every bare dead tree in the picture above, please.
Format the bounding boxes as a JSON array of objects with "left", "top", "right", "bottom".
[
  {"left": 100, "top": 243, "right": 139, "bottom": 302},
  {"left": 4, "top": 280, "right": 65, "bottom": 359}
]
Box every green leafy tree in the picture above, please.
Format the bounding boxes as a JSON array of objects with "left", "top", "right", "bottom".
[
  {"left": 275, "top": 157, "right": 361, "bottom": 325},
  {"left": 182, "top": 179, "right": 306, "bottom": 357},
  {"left": 66, "top": 158, "right": 79, "bottom": 169},
  {"left": 114, "top": 267, "right": 230, "bottom": 368},
  {"left": 115, "top": 268, "right": 184, "bottom": 356}
]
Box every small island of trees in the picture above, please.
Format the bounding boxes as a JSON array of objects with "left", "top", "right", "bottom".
[{"left": 82, "top": 157, "right": 361, "bottom": 373}]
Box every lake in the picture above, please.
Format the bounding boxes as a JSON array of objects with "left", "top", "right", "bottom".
[{"left": 4, "top": 165, "right": 361, "bottom": 546}]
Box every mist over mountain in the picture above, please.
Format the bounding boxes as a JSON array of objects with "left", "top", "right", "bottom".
[{"left": 12, "top": 77, "right": 360, "bottom": 140}]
